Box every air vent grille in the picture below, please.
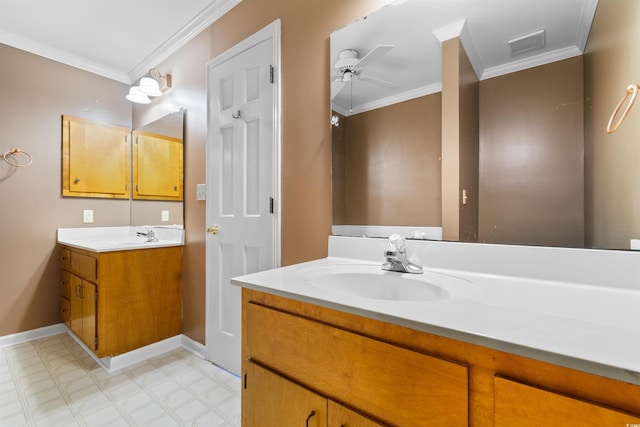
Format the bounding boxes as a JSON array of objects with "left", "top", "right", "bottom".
[{"left": 508, "top": 29, "right": 545, "bottom": 56}]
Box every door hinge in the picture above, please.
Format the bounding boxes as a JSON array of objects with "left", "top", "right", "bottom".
[
  {"left": 243, "top": 372, "right": 247, "bottom": 389},
  {"left": 269, "top": 65, "right": 274, "bottom": 84},
  {"left": 269, "top": 197, "right": 274, "bottom": 214}
]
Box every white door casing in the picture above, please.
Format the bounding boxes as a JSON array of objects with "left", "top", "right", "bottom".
[{"left": 205, "top": 20, "right": 281, "bottom": 375}]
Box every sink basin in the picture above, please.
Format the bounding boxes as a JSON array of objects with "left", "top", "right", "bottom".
[{"left": 299, "top": 264, "right": 479, "bottom": 302}]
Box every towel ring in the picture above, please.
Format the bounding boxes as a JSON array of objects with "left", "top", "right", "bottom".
[
  {"left": 2, "top": 148, "right": 33, "bottom": 167},
  {"left": 607, "top": 84, "right": 639, "bottom": 134}
]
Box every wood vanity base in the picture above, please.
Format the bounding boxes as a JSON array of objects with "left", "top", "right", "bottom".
[
  {"left": 242, "top": 289, "right": 640, "bottom": 426},
  {"left": 61, "top": 245, "right": 182, "bottom": 358}
]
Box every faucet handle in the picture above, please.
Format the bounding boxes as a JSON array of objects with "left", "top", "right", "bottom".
[{"left": 388, "top": 234, "right": 406, "bottom": 252}]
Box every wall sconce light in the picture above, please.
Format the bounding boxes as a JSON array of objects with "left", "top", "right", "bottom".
[{"left": 126, "top": 68, "right": 172, "bottom": 104}]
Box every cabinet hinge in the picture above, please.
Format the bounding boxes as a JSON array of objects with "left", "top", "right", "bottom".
[
  {"left": 243, "top": 372, "right": 247, "bottom": 389},
  {"left": 269, "top": 197, "right": 274, "bottom": 214},
  {"left": 94, "top": 336, "right": 98, "bottom": 348},
  {"left": 269, "top": 65, "right": 274, "bottom": 84}
]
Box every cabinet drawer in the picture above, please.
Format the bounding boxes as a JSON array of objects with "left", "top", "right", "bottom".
[
  {"left": 70, "top": 251, "right": 97, "bottom": 281},
  {"left": 494, "top": 376, "right": 640, "bottom": 426},
  {"left": 246, "top": 302, "right": 468, "bottom": 426}
]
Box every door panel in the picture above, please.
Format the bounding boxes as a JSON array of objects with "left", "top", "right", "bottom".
[{"left": 206, "top": 27, "right": 279, "bottom": 375}]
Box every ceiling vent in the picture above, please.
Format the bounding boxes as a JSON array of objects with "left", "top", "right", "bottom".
[{"left": 508, "top": 29, "right": 545, "bottom": 56}]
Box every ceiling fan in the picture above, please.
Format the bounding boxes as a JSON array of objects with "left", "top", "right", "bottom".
[{"left": 331, "top": 45, "right": 396, "bottom": 100}]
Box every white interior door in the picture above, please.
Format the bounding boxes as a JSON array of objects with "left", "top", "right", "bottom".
[{"left": 205, "top": 22, "right": 280, "bottom": 375}]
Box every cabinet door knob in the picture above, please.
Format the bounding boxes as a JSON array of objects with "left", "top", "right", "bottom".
[
  {"left": 74, "top": 177, "right": 80, "bottom": 184},
  {"left": 206, "top": 225, "right": 219, "bottom": 235}
]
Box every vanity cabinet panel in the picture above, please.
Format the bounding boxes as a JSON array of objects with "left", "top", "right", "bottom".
[
  {"left": 244, "top": 361, "right": 327, "bottom": 426},
  {"left": 62, "top": 115, "right": 130, "bottom": 199},
  {"left": 244, "top": 301, "right": 468, "bottom": 426},
  {"left": 60, "top": 296, "right": 70, "bottom": 327},
  {"left": 243, "top": 289, "right": 640, "bottom": 427},
  {"left": 60, "top": 245, "right": 182, "bottom": 358},
  {"left": 494, "top": 377, "right": 640, "bottom": 426}
]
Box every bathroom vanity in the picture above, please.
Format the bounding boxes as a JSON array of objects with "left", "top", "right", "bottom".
[
  {"left": 234, "top": 236, "right": 640, "bottom": 426},
  {"left": 58, "top": 227, "right": 183, "bottom": 358}
]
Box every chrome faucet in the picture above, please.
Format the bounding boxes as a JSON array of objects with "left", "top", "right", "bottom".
[
  {"left": 136, "top": 227, "right": 158, "bottom": 242},
  {"left": 382, "top": 234, "right": 423, "bottom": 274}
]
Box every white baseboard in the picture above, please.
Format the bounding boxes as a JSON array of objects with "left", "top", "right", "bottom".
[
  {"left": 0, "top": 323, "right": 67, "bottom": 348},
  {"left": 1, "top": 326, "right": 206, "bottom": 373},
  {"left": 181, "top": 334, "right": 206, "bottom": 359}
]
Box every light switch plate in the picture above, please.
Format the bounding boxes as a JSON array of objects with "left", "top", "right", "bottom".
[
  {"left": 83, "top": 209, "right": 94, "bottom": 223},
  {"left": 196, "top": 184, "right": 206, "bottom": 201},
  {"left": 161, "top": 210, "right": 170, "bottom": 222}
]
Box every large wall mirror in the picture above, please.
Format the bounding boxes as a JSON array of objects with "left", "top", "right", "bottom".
[
  {"left": 62, "top": 110, "right": 184, "bottom": 226},
  {"left": 331, "top": 0, "right": 640, "bottom": 251},
  {"left": 131, "top": 109, "right": 184, "bottom": 226}
]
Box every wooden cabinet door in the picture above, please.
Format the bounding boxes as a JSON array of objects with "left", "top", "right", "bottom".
[
  {"left": 62, "top": 115, "right": 130, "bottom": 199},
  {"left": 328, "top": 401, "right": 387, "bottom": 427},
  {"left": 69, "top": 274, "right": 83, "bottom": 338},
  {"left": 243, "top": 361, "right": 327, "bottom": 427},
  {"left": 80, "top": 281, "right": 97, "bottom": 352},
  {"left": 495, "top": 377, "right": 640, "bottom": 426}
]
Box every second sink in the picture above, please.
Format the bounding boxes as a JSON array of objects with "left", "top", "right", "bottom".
[{"left": 300, "top": 264, "right": 479, "bottom": 302}]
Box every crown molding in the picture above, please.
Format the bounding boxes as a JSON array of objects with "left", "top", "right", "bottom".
[
  {"left": 480, "top": 45, "right": 582, "bottom": 80},
  {"left": 0, "top": 30, "right": 130, "bottom": 83},
  {"left": 0, "top": 0, "right": 241, "bottom": 84},
  {"left": 333, "top": 82, "right": 442, "bottom": 117},
  {"left": 127, "top": 0, "right": 241, "bottom": 81}
]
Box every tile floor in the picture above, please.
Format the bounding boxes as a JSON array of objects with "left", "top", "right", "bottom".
[{"left": 0, "top": 334, "right": 241, "bottom": 426}]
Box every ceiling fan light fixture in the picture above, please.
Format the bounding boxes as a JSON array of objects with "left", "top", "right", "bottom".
[{"left": 335, "top": 49, "right": 359, "bottom": 71}]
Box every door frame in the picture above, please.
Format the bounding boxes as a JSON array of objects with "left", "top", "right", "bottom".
[{"left": 204, "top": 19, "right": 282, "bottom": 362}]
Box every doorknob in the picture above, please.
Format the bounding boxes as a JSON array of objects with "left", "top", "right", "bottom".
[{"left": 206, "top": 225, "right": 219, "bottom": 235}]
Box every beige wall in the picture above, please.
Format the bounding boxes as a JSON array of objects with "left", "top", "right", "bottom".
[
  {"left": 0, "top": 44, "right": 131, "bottom": 336},
  {"left": 584, "top": 0, "right": 640, "bottom": 249},
  {"left": 334, "top": 94, "right": 441, "bottom": 226},
  {"left": 479, "top": 56, "right": 584, "bottom": 247}
]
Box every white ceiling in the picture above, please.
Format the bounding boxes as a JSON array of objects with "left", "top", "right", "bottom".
[
  {"left": 331, "top": 0, "right": 599, "bottom": 115},
  {"left": 0, "top": 0, "right": 240, "bottom": 84}
]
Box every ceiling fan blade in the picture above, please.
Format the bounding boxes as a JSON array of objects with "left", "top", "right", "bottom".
[
  {"left": 358, "top": 74, "right": 397, "bottom": 88},
  {"left": 331, "top": 79, "right": 346, "bottom": 99},
  {"left": 354, "top": 45, "right": 394, "bottom": 70}
]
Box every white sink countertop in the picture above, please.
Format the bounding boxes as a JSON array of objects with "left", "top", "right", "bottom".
[
  {"left": 232, "top": 236, "right": 640, "bottom": 385},
  {"left": 57, "top": 226, "right": 184, "bottom": 252}
]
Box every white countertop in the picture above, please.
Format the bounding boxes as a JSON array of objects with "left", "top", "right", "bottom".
[
  {"left": 57, "top": 226, "right": 184, "bottom": 252},
  {"left": 232, "top": 237, "right": 640, "bottom": 385}
]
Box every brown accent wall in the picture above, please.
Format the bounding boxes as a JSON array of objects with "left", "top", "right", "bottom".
[
  {"left": 584, "top": 0, "right": 640, "bottom": 249},
  {"left": 0, "top": 44, "right": 131, "bottom": 336},
  {"left": 479, "top": 56, "right": 585, "bottom": 247},
  {"left": 441, "top": 37, "right": 479, "bottom": 242},
  {"left": 334, "top": 94, "right": 441, "bottom": 226}
]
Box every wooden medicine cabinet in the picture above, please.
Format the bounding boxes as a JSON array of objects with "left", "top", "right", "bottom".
[{"left": 62, "top": 115, "right": 131, "bottom": 199}]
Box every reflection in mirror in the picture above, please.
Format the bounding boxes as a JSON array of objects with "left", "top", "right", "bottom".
[
  {"left": 331, "top": 0, "right": 640, "bottom": 251},
  {"left": 130, "top": 109, "right": 184, "bottom": 226}
]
